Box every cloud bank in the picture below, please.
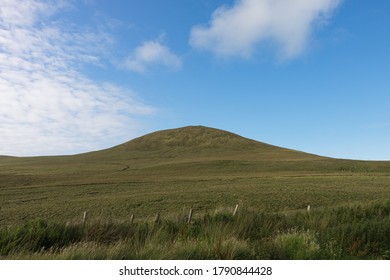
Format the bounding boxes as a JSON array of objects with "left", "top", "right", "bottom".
[
  {"left": 0, "top": 0, "right": 154, "bottom": 156},
  {"left": 124, "top": 39, "right": 182, "bottom": 73},
  {"left": 190, "top": 0, "right": 341, "bottom": 59}
]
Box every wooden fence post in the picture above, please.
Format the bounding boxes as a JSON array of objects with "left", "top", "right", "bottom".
[
  {"left": 154, "top": 213, "right": 160, "bottom": 223},
  {"left": 307, "top": 205, "right": 311, "bottom": 214},
  {"left": 83, "top": 211, "right": 88, "bottom": 225},
  {"left": 233, "top": 204, "right": 239, "bottom": 217},
  {"left": 187, "top": 209, "right": 193, "bottom": 224},
  {"left": 130, "top": 214, "right": 135, "bottom": 224}
]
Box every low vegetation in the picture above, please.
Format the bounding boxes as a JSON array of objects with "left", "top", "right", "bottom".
[{"left": 1, "top": 201, "right": 390, "bottom": 260}]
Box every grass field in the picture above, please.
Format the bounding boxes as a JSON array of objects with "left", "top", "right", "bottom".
[{"left": 1, "top": 126, "right": 390, "bottom": 259}]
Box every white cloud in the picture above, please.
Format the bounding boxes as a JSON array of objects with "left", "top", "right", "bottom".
[
  {"left": 0, "top": 0, "right": 154, "bottom": 156},
  {"left": 0, "top": 0, "right": 63, "bottom": 27},
  {"left": 124, "top": 39, "right": 182, "bottom": 73},
  {"left": 190, "top": 0, "right": 341, "bottom": 59}
]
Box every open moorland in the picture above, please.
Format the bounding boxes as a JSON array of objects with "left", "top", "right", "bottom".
[{"left": 1, "top": 126, "right": 390, "bottom": 259}]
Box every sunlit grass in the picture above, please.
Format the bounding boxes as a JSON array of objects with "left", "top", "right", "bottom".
[{"left": 2, "top": 202, "right": 390, "bottom": 260}]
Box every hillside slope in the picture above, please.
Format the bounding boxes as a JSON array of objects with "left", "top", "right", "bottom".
[
  {"left": 1, "top": 126, "right": 389, "bottom": 181},
  {"left": 1, "top": 125, "right": 390, "bottom": 226},
  {"left": 80, "top": 125, "right": 321, "bottom": 161}
]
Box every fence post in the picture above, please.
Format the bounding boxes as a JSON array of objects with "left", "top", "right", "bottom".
[
  {"left": 233, "top": 204, "right": 239, "bottom": 217},
  {"left": 187, "top": 209, "right": 193, "bottom": 224},
  {"left": 83, "top": 211, "right": 88, "bottom": 225},
  {"left": 130, "top": 214, "right": 135, "bottom": 224},
  {"left": 307, "top": 205, "right": 311, "bottom": 214},
  {"left": 154, "top": 213, "right": 160, "bottom": 224}
]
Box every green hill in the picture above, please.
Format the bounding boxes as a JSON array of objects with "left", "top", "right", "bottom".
[
  {"left": 0, "top": 125, "right": 325, "bottom": 182},
  {"left": 1, "top": 125, "right": 390, "bottom": 227},
  {"left": 79, "top": 125, "right": 319, "bottom": 161},
  {"left": 65, "top": 125, "right": 390, "bottom": 178}
]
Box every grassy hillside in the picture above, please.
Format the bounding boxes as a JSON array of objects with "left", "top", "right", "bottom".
[{"left": 1, "top": 126, "right": 390, "bottom": 259}]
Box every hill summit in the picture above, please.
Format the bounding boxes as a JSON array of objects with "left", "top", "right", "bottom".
[
  {"left": 87, "top": 125, "right": 319, "bottom": 162},
  {"left": 124, "top": 126, "right": 259, "bottom": 150}
]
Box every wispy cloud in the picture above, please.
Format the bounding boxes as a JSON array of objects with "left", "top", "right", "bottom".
[
  {"left": 190, "top": 0, "right": 341, "bottom": 59},
  {"left": 0, "top": 0, "right": 154, "bottom": 156},
  {"left": 0, "top": 0, "right": 63, "bottom": 27},
  {"left": 124, "top": 38, "right": 182, "bottom": 73}
]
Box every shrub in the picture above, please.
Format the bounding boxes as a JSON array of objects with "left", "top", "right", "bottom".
[{"left": 271, "top": 229, "right": 320, "bottom": 260}]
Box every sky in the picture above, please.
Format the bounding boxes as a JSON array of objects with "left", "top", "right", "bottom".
[{"left": 0, "top": 0, "right": 390, "bottom": 160}]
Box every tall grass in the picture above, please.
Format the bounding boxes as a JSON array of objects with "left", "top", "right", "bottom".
[{"left": 1, "top": 201, "right": 390, "bottom": 260}]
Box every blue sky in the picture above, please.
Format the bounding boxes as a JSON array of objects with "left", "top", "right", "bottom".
[{"left": 1, "top": 0, "right": 389, "bottom": 160}]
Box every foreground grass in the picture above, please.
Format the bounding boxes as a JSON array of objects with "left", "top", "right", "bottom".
[{"left": 2, "top": 201, "right": 390, "bottom": 260}]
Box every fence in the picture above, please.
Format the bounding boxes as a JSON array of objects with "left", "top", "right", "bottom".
[{"left": 78, "top": 204, "right": 313, "bottom": 225}]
